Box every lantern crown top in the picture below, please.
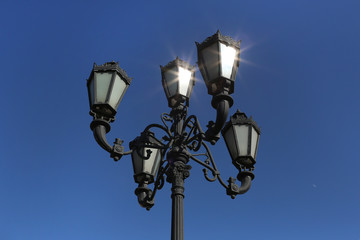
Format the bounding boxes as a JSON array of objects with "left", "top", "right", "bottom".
[
  {"left": 91, "top": 61, "right": 133, "bottom": 85},
  {"left": 195, "top": 30, "right": 241, "bottom": 51},
  {"left": 222, "top": 109, "right": 261, "bottom": 134},
  {"left": 160, "top": 56, "right": 196, "bottom": 72},
  {"left": 129, "top": 130, "right": 160, "bottom": 151}
]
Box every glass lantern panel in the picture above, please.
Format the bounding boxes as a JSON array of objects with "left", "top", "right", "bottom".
[
  {"left": 186, "top": 73, "right": 194, "bottom": 98},
  {"left": 164, "top": 67, "right": 178, "bottom": 97},
  {"left": 142, "top": 147, "right": 161, "bottom": 176},
  {"left": 109, "top": 74, "right": 127, "bottom": 110},
  {"left": 178, "top": 67, "right": 192, "bottom": 97},
  {"left": 201, "top": 43, "right": 220, "bottom": 82},
  {"left": 132, "top": 150, "right": 143, "bottom": 175},
  {"left": 95, "top": 72, "right": 113, "bottom": 103},
  {"left": 234, "top": 125, "right": 249, "bottom": 156},
  {"left": 250, "top": 127, "right": 259, "bottom": 158},
  {"left": 151, "top": 149, "right": 162, "bottom": 176},
  {"left": 88, "top": 76, "right": 95, "bottom": 105},
  {"left": 223, "top": 127, "right": 237, "bottom": 161},
  {"left": 220, "top": 43, "right": 236, "bottom": 79}
]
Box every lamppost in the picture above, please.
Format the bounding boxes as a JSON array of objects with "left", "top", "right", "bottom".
[{"left": 86, "top": 30, "right": 260, "bottom": 240}]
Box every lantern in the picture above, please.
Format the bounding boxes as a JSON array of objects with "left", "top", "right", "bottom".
[
  {"left": 161, "top": 57, "right": 195, "bottom": 108},
  {"left": 222, "top": 110, "right": 260, "bottom": 168},
  {"left": 130, "top": 131, "right": 163, "bottom": 184},
  {"left": 196, "top": 30, "right": 240, "bottom": 95},
  {"left": 87, "top": 61, "right": 132, "bottom": 118}
]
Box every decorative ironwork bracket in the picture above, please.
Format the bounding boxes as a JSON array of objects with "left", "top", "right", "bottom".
[{"left": 90, "top": 99, "right": 256, "bottom": 209}]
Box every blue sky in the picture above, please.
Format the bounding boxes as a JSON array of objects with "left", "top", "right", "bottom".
[{"left": 1, "top": 0, "right": 359, "bottom": 239}]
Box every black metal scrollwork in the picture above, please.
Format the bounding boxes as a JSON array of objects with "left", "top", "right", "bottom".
[
  {"left": 91, "top": 101, "right": 255, "bottom": 210},
  {"left": 133, "top": 107, "right": 255, "bottom": 209}
]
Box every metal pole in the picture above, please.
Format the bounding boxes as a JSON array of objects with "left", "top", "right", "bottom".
[
  {"left": 170, "top": 163, "right": 185, "bottom": 240},
  {"left": 167, "top": 104, "right": 190, "bottom": 240},
  {"left": 167, "top": 155, "right": 191, "bottom": 240}
]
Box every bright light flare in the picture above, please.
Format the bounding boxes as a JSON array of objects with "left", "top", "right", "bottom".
[
  {"left": 220, "top": 43, "right": 237, "bottom": 78},
  {"left": 178, "top": 67, "right": 192, "bottom": 96}
]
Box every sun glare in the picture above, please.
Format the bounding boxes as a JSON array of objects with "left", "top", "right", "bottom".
[
  {"left": 178, "top": 67, "right": 192, "bottom": 96},
  {"left": 220, "top": 44, "right": 237, "bottom": 78}
]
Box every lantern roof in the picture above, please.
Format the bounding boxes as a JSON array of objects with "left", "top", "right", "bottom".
[
  {"left": 130, "top": 131, "right": 156, "bottom": 149},
  {"left": 90, "top": 61, "right": 133, "bottom": 85},
  {"left": 222, "top": 109, "right": 261, "bottom": 134},
  {"left": 160, "top": 56, "right": 196, "bottom": 72},
  {"left": 196, "top": 30, "right": 241, "bottom": 51}
]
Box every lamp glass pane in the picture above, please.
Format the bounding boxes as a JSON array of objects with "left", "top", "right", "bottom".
[
  {"left": 95, "top": 72, "right": 112, "bottom": 103},
  {"left": 234, "top": 125, "right": 249, "bottom": 156},
  {"left": 164, "top": 67, "right": 178, "bottom": 97},
  {"left": 250, "top": 127, "right": 259, "bottom": 158},
  {"left": 224, "top": 127, "right": 237, "bottom": 160},
  {"left": 109, "top": 74, "right": 127, "bottom": 109},
  {"left": 151, "top": 149, "right": 162, "bottom": 176},
  {"left": 201, "top": 43, "right": 219, "bottom": 82},
  {"left": 142, "top": 148, "right": 161, "bottom": 176},
  {"left": 142, "top": 147, "right": 155, "bottom": 173},
  {"left": 132, "top": 151, "right": 143, "bottom": 175},
  {"left": 186, "top": 73, "right": 194, "bottom": 98},
  {"left": 88, "top": 77, "right": 95, "bottom": 105},
  {"left": 220, "top": 43, "right": 236, "bottom": 79},
  {"left": 178, "top": 67, "right": 192, "bottom": 96}
]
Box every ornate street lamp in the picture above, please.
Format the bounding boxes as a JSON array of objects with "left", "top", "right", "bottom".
[
  {"left": 86, "top": 31, "right": 261, "bottom": 240},
  {"left": 196, "top": 30, "right": 240, "bottom": 96},
  {"left": 130, "top": 131, "right": 163, "bottom": 184},
  {"left": 222, "top": 110, "right": 260, "bottom": 169},
  {"left": 161, "top": 57, "right": 196, "bottom": 108},
  {"left": 87, "top": 61, "right": 132, "bottom": 120}
]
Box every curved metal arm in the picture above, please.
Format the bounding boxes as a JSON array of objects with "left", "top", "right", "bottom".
[
  {"left": 190, "top": 155, "right": 217, "bottom": 176},
  {"left": 211, "top": 99, "right": 229, "bottom": 133},
  {"left": 183, "top": 115, "right": 206, "bottom": 151},
  {"left": 237, "top": 175, "right": 252, "bottom": 194},
  {"left": 205, "top": 94, "right": 232, "bottom": 144},
  {"left": 90, "top": 119, "right": 131, "bottom": 161},
  {"left": 183, "top": 115, "right": 205, "bottom": 135},
  {"left": 144, "top": 123, "right": 173, "bottom": 139},
  {"left": 92, "top": 124, "right": 112, "bottom": 153},
  {"left": 161, "top": 113, "right": 173, "bottom": 132},
  {"left": 189, "top": 141, "right": 255, "bottom": 199},
  {"left": 226, "top": 175, "right": 252, "bottom": 199},
  {"left": 203, "top": 169, "right": 218, "bottom": 182}
]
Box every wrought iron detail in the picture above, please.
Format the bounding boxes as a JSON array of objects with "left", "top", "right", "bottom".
[
  {"left": 89, "top": 103, "right": 256, "bottom": 209},
  {"left": 92, "top": 61, "right": 133, "bottom": 85},
  {"left": 195, "top": 30, "right": 241, "bottom": 50},
  {"left": 222, "top": 109, "right": 261, "bottom": 134}
]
